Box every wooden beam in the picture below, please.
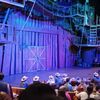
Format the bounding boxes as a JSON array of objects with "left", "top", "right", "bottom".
[{"left": 0, "top": 0, "right": 24, "bottom": 9}]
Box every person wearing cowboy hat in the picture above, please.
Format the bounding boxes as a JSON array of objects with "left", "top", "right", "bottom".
[
  {"left": 61, "top": 73, "right": 68, "bottom": 83},
  {"left": 93, "top": 72, "right": 100, "bottom": 85},
  {"left": 47, "top": 75, "right": 55, "bottom": 86},
  {"left": 20, "top": 76, "right": 29, "bottom": 88},
  {"left": 55, "top": 73, "right": 63, "bottom": 88},
  {"left": 32, "top": 76, "right": 40, "bottom": 84}
]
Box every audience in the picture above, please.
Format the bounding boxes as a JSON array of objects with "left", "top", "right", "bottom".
[{"left": 0, "top": 71, "right": 100, "bottom": 100}]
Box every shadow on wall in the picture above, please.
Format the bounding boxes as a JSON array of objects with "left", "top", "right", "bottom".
[{"left": 69, "top": 44, "right": 79, "bottom": 54}]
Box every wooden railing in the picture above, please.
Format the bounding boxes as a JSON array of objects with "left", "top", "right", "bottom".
[
  {"left": 0, "top": 23, "right": 16, "bottom": 44},
  {"left": 72, "top": 35, "right": 100, "bottom": 46}
]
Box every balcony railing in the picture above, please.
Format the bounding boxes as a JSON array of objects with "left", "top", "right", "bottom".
[
  {"left": 72, "top": 36, "right": 100, "bottom": 47},
  {"left": 0, "top": 23, "right": 16, "bottom": 44}
]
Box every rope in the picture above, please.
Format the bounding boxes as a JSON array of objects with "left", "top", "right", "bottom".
[{"left": 19, "top": 0, "right": 36, "bottom": 34}]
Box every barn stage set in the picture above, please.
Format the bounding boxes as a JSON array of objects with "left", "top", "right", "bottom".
[{"left": 0, "top": 0, "right": 100, "bottom": 86}]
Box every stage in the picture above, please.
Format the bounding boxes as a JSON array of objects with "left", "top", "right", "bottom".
[{"left": 4, "top": 67, "right": 100, "bottom": 87}]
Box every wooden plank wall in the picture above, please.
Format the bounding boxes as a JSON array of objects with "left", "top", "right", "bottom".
[{"left": 0, "top": 11, "right": 74, "bottom": 75}]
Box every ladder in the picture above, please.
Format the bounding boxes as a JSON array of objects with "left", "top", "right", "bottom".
[{"left": 89, "top": 25, "right": 97, "bottom": 45}]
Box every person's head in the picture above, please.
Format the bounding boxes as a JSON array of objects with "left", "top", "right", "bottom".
[
  {"left": 0, "top": 73, "right": 4, "bottom": 80},
  {"left": 55, "top": 73, "right": 61, "bottom": 78},
  {"left": 96, "top": 85, "right": 100, "bottom": 92},
  {"left": 18, "top": 82, "right": 56, "bottom": 100},
  {"left": 93, "top": 72, "right": 99, "bottom": 78},
  {"left": 87, "top": 86, "right": 93, "bottom": 95},
  {"left": 21, "top": 76, "right": 28, "bottom": 82},
  {"left": 77, "top": 85, "right": 85, "bottom": 92},
  {"left": 70, "top": 78, "right": 76, "bottom": 86},
  {"left": 33, "top": 76, "right": 40, "bottom": 82},
  {"left": 58, "top": 89, "right": 68, "bottom": 100}
]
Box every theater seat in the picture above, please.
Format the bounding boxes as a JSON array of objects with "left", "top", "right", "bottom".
[{"left": 12, "top": 87, "right": 25, "bottom": 96}]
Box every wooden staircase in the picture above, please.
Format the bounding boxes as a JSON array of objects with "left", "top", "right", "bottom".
[
  {"left": 88, "top": 25, "right": 97, "bottom": 45},
  {"left": 0, "top": 8, "right": 11, "bottom": 45}
]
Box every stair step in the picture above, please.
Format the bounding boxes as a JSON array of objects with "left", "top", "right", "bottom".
[
  {"left": 89, "top": 36, "right": 97, "bottom": 37},
  {"left": 90, "top": 29, "right": 97, "bottom": 30},
  {"left": 89, "top": 39, "right": 97, "bottom": 40},
  {"left": 90, "top": 31, "right": 97, "bottom": 32},
  {"left": 90, "top": 38, "right": 96, "bottom": 40},
  {"left": 90, "top": 34, "right": 97, "bottom": 35},
  {"left": 90, "top": 37, "right": 97, "bottom": 38},
  {"left": 90, "top": 31, "right": 97, "bottom": 33},
  {"left": 90, "top": 30, "right": 97, "bottom": 31},
  {"left": 91, "top": 25, "right": 97, "bottom": 27},
  {"left": 89, "top": 37, "right": 97, "bottom": 38},
  {"left": 90, "top": 28, "right": 97, "bottom": 29},
  {"left": 90, "top": 35, "right": 97, "bottom": 36},
  {"left": 90, "top": 33, "right": 97, "bottom": 34}
]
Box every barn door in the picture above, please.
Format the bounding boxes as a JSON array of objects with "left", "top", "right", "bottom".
[{"left": 24, "top": 46, "right": 47, "bottom": 72}]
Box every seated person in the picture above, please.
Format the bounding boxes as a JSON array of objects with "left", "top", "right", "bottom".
[
  {"left": 75, "top": 85, "right": 88, "bottom": 100},
  {"left": 55, "top": 73, "right": 63, "bottom": 88},
  {"left": 47, "top": 75, "right": 55, "bottom": 86},
  {"left": 18, "top": 82, "right": 57, "bottom": 100},
  {"left": 92, "top": 72, "right": 100, "bottom": 86},
  {"left": 0, "top": 73, "right": 13, "bottom": 98},
  {"left": 20, "top": 76, "right": 28, "bottom": 88},
  {"left": 32, "top": 76, "right": 40, "bottom": 84}
]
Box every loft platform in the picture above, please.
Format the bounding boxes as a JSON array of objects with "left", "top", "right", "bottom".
[
  {"left": 71, "top": 14, "right": 84, "bottom": 18},
  {"left": 75, "top": 44, "right": 100, "bottom": 47},
  {"left": 0, "top": 40, "right": 15, "bottom": 45},
  {"left": 72, "top": 36, "right": 100, "bottom": 47},
  {"left": 0, "top": 0, "right": 24, "bottom": 9},
  {"left": 25, "top": 0, "right": 36, "bottom": 3}
]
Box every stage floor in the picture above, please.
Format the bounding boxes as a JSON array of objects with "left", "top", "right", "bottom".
[{"left": 4, "top": 67, "right": 100, "bottom": 87}]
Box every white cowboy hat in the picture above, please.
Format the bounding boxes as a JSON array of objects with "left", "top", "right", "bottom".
[
  {"left": 33, "top": 76, "right": 40, "bottom": 81},
  {"left": 21, "top": 76, "right": 28, "bottom": 82},
  {"left": 55, "top": 72, "right": 60, "bottom": 77},
  {"left": 70, "top": 77, "right": 76, "bottom": 82},
  {"left": 49, "top": 75, "right": 54, "bottom": 79},
  {"left": 93, "top": 72, "right": 99, "bottom": 77},
  {"left": 62, "top": 73, "right": 68, "bottom": 77}
]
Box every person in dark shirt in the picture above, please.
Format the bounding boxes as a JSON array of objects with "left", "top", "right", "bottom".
[
  {"left": 18, "top": 82, "right": 58, "bottom": 100},
  {"left": 0, "top": 73, "right": 13, "bottom": 98}
]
